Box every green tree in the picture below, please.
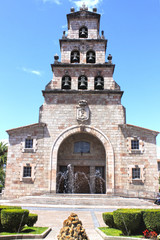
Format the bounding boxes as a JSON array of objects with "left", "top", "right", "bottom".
[{"left": 0, "top": 142, "right": 8, "bottom": 189}]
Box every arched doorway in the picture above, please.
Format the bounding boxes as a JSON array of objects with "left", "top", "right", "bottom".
[{"left": 56, "top": 132, "right": 106, "bottom": 194}]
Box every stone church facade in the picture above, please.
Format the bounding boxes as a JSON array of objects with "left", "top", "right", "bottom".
[{"left": 4, "top": 6, "right": 159, "bottom": 199}]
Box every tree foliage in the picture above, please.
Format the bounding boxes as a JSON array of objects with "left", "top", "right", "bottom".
[
  {"left": 0, "top": 142, "right": 7, "bottom": 167},
  {"left": 0, "top": 142, "right": 8, "bottom": 188}
]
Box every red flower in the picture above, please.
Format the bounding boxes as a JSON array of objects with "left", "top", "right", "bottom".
[
  {"left": 143, "top": 229, "right": 157, "bottom": 239},
  {"left": 150, "top": 231, "right": 157, "bottom": 238},
  {"left": 143, "top": 229, "right": 150, "bottom": 238}
]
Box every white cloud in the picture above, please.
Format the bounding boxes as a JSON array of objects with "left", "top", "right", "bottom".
[
  {"left": 42, "top": 0, "right": 61, "bottom": 4},
  {"left": 62, "top": 24, "right": 67, "bottom": 29},
  {"left": 22, "top": 67, "right": 42, "bottom": 76},
  {"left": 69, "top": 0, "right": 102, "bottom": 9}
]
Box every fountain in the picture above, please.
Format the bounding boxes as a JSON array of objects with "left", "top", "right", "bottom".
[{"left": 56, "top": 164, "right": 105, "bottom": 194}]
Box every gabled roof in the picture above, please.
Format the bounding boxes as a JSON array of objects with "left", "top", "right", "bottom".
[
  {"left": 67, "top": 10, "right": 100, "bottom": 29},
  {"left": 67, "top": 10, "right": 100, "bottom": 19},
  {"left": 119, "top": 124, "right": 159, "bottom": 136},
  {"left": 6, "top": 123, "right": 46, "bottom": 134}
]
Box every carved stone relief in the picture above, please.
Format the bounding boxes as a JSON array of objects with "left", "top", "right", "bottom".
[{"left": 76, "top": 100, "right": 89, "bottom": 122}]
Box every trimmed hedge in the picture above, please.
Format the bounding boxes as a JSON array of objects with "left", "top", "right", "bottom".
[
  {"left": 0, "top": 206, "right": 22, "bottom": 231},
  {"left": 0, "top": 206, "right": 22, "bottom": 211},
  {"left": 102, "top": 212, "right": 115, "bottom": 228},
  {"left": 102, "top": 209, "right": 160, "bottom": 236},
  {"left": 27, "top": 213, "right": 38, "bottom": 227},
  {"left": 142, "top": 209, "right": 160, "bottom": 233},
  {"left": 113, "top": 209, "right": 142, "bottom": 235},
  {"left": 1, "top": 209, "right": 29, "bottom": 232}
]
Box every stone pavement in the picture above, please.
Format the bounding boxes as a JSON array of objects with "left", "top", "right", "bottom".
[
  {"left": 0, "top": 195, "right": 159, "bottom": 240},
  {"left": 30, "top": 208, "right": 106, "bottom": 239}
]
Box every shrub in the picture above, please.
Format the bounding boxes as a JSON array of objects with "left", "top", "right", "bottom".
[
  {"left": 102, "top": 212, "right": 115, "bottom": 228},
  {"left": 0, "top": 205, "right": 22, "bottom": 231},
  {"left": 0, "top": 185, "right": 3, "bottom": 193},
  {"left": 113, "top": 209, "right": 143, "bottom": 235},
  {"left": 1, "top": 209, "right": 29, "bottom": 232},
  {"left": 142, "top": 209, "right": 160, "bottom": 233},
  {"left": 27, "top": 213, "right": 38, "bottom": 227}
]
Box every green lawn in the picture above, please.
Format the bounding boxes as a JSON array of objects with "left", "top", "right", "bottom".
[
  {"left": 0, "top": 226, "right": 48, "bottom": 235},
  {"left": 99, "top": 227, "right": 144, "bottom": 238}
]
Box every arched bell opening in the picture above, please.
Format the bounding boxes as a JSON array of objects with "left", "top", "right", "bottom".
[
  {"left": 56, "top": 132, "right": 106, "bottom": 194},
  {"left": 78, "top": 75, "right": 88, "bottom": 90},
  {"left": 86, "top": 50, "right": 96, "bottom": 63},
  {"left": 62, "top": 75, "right": 71, "bottom": 90},
  {"left": 79, "top": 26, "right": 88, "bottom": 38},
  {"left": 71, "top": 50, "right": 80, "bottom": 63},
  {"left": 94, "top": 76, "right": 104, "bottom": 90}
]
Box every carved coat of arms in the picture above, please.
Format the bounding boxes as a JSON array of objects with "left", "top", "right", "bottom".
[{"left": 77, "top": 100, "right": 89, "bottom": 122}]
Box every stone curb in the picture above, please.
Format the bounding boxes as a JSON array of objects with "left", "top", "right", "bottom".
[
  {"left": 0, "top": 202, "right": 158, "bottom": 209},
  {"left": 95, "top": 228, "right": 143, "bottom": 240},
  {"left": 0, "top": 227, "right": 52, "bottom": 239}
]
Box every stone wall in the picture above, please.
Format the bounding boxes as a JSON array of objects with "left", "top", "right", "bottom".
[
  {"left": 68, "top": 18, "right": 99, "bottom": 39},
  {"left": 116, "top": 125, "right": 159, "bottom": 197},
  {"left": 3, "top": 90, "right": 159, "bottom": 198},
  {"left": 4, "top": 124, "right": 49, "bottom": 199},
  {"left": 60, "top": 41, "right": 106, "bottom": 64},
  {"left": 46, "top": 68, "right": 117, "bottom": 90}
]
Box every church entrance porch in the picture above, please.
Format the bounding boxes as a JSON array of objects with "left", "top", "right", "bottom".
[{"left": 56, "top": 132, "right": 106, "bottom": 194}]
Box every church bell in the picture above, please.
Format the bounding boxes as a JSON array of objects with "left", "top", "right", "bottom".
[
  {"left": 96, "top": 78, "right": 103, "bottom": 89},
  {"left": 88, "top": 53, "right": 93, "bottom": 61},
  {"left": 63, "top": 77, "right": 70, "bottom": 89},
  {"left": 72, "top": 53, "right": 78, "bottom": 62},
  {"left": 81, "top": 28, "right": 86, "bottom": 37},
  {"left": 79, "top": 77, "right": 87, "bottom": 89}
]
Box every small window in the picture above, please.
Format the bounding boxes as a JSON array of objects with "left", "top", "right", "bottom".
[
  {"left": 95, "top": 76, "right": 104, "bottom": 90},
  {"left": 132, "top": 168, "right": 140, "bottom": 180},
  {"left": 86, "top": 50, "right": 96, "bottom": 63},
  {"left": 74, "top": 141, "right": 90, "bottom": 153},
  {"left": 23, "top": 166, "right": 32, "bottom": 177},
  {"left": 62, "top": 75, "right": 71, "bottom": 89},
  {"left": 71, "top": 50, "right": 80, "bottom": 63},
  {"left": 131, "top": 140, "right": 139, "bottom": 150},
  {"left": 25, "top": 139, "right": 33, "bottom": 149},
  {"left": 158, "top": 162, "right": 160, "bottom": 171},
  {"left": 79, "top": 26, "right": 88, "bottom": 38},
  {"left": 78, "top": 75, "right": 88, "bottom": 90}
]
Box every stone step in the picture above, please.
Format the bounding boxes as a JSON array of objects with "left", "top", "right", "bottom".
[
  {"left": 5, "top": 194, "right": 154, "bottom": 207},
  {"left": 42, "top": 193, "right": 114, "bottom": 198},
  {"left": 12, "top": 194, "right": 114, "bottom": 206}
]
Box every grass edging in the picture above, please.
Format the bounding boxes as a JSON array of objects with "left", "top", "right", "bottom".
[
  {"left": 0, "top": 227, "right": 52, "bottom": 239},
  {"left": 95, "top": 228, "right": 143, "bottom": 240}
]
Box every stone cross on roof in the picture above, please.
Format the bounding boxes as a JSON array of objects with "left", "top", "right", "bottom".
[
  {"left": 80, "top": 2, "right": 88, "bottom": 10},
  {"left": 82, "top": 2, "right": 86, "bottom": 9}
]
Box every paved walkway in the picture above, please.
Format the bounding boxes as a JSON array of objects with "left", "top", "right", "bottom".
[
  {"left": 30, "top": 208, "right": 107, "bottom": 239},
  {"left": 0, "top": 196, "right": 159, "bottom": 239}
]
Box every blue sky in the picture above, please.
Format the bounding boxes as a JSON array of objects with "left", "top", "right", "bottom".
[{"left": 0, "top": 0, "right": 160, "bottom": 153}]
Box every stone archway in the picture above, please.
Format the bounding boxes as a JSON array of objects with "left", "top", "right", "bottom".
[
  {"left": 56, "top": 132, "right": 106, "bottom": 194},
  {"left": 49, "top": 125, "right": 115, "bottom": 194}
]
